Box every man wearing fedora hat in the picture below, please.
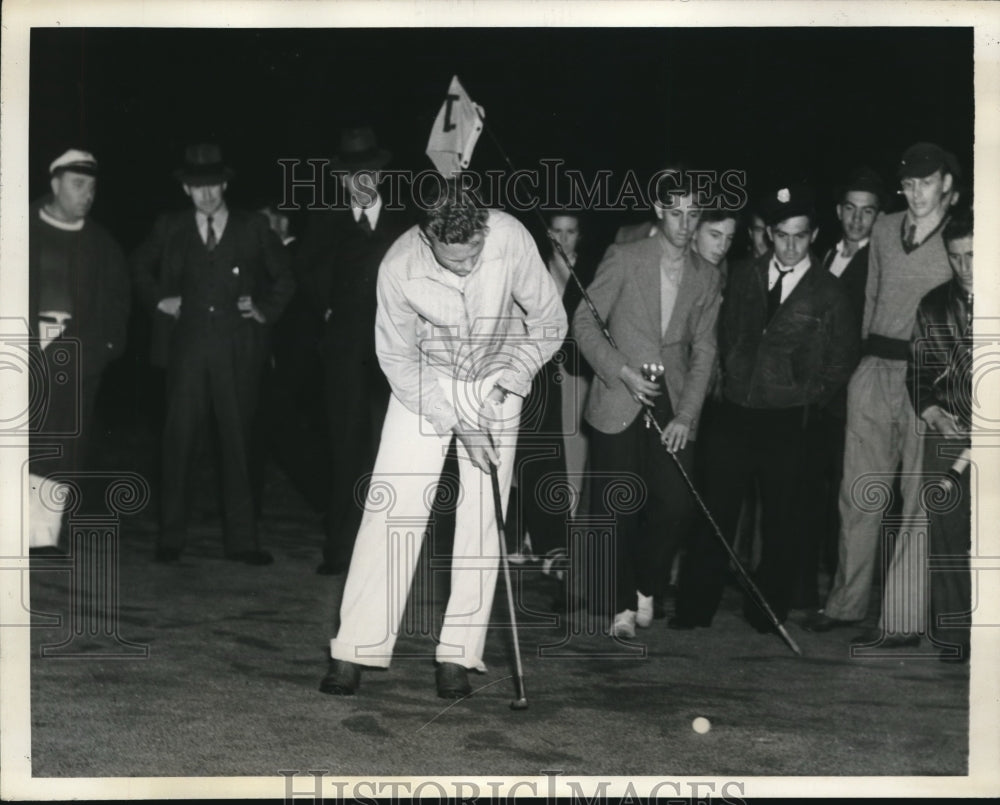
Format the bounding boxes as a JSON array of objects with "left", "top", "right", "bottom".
[
  {"left": 672, "top": 183, "right": 858, "bottom": 633},
  {"left": 28, "top": 148, "right": 131, "bottom": 551},
  {"left": 294, "top": 125, "right": 414, "bottom": 576},
  {"left": 133, "top": 143, "right": 294, "bottom": 565},
  {"left": 805, "top": 143, "right": 960, "bottom": 645}
]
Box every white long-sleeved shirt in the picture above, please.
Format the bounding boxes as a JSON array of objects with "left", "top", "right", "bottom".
[{"left": 375, "top": 210, "right": 568, "bottom": 435}]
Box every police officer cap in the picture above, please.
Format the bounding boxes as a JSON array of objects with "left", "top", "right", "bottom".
[{"left": 765, "top": 183, "right": 816, "bottom": 227}]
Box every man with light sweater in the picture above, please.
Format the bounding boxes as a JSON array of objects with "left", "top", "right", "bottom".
[{"left": 805, "top": 143, "right": 959, "bottom": 644}]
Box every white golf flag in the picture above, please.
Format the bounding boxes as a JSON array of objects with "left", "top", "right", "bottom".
[{"left": 426, "top": 76, "right": 484, "bottom": 178}]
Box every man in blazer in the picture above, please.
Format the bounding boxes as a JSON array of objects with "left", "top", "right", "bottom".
[
  {"left": 672, "top": 184, "right": 859, "bottom": 632},
  {"left": 133, "top": 144, "right": 294, "bottom": 565},
  {"left": 575, "top": 177, "right": 722, "bottom": 638},
  {"left": 293, "top": 126, "right": 414, "bottom": 576}
]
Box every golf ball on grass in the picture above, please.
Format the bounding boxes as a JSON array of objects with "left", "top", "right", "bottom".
[{"left": 692, "top": 717, "right": 711, "bottom": 734}]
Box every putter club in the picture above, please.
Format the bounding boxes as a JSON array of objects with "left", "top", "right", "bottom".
[{"left": 486, "top": 436, "right": 529, "bottom": 710}]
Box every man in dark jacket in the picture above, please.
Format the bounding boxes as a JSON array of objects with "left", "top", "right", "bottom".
[
  {"left": 295, "top": 126, "right": 413, "bottom": 576},
  {"left": 672, "top": 184, "right": 859, "bottom": 631},
  {"left": 903, "top": 208, "right": 973, "bottom": 662},
  {"left": 133, "top": 144, "right": 294, "bottom": 565},
  {"left": 28, "top": 149, "right": 131, "bottom": 550}
]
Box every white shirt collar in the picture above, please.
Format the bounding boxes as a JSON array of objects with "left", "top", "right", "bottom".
[
  {"left": 771, "top": 254, "right": 810, "bottom": 276},
  {"left": 835, "top": 237, "right": 869, "bottom": 257},
  {"left": 352, "top": 193, "right": 383, "bottom": 227}
]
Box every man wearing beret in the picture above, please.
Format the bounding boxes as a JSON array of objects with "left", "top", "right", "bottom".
[
  {"left": 672, "top": 183, "right": 859, "bottom": 632},
  {"left": 133, "top": 144, "right": 295, "bottom": 565},
  {"left": 805, "top": 143, "right": 959, "bottom": 644},
  {"left": 28, "top": 149, "right": 131, "bottom": 551}
]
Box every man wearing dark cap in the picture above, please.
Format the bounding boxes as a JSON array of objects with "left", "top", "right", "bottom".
[
  {"left": 789, "top": 168, "right": 884, "bottom": 608},
  {"left": 294, "top": 126, "right": 413, "bottom": 575},
  {"left": 672, "top": 183, "right": 858, "bottom": 633},
  {"left": 805, "top": 143, "right": 958, "bottom": 643},
  {"left": 28, "top": 149, "right": 131, "bottom": 550},
  {"left": 133, "top": 144, "right": 294, "bottom": 565}
]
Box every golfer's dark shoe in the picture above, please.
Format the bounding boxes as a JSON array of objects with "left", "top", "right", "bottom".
[
  {"left": 225, "top": 549, "right": 274, "bottom": 566},
  {"left": 850, "top": 628, "right": 921, "bottom": 648},
  {"left": 154, "top": 546, "right": 182, "bottom": 564},
  {"left": 319, "top": 659, "right": 362, "bottom": 695},
  {"left": 315, "top": 559, "right": 349, "bottom": 576},
  {"left": 800, "top": 611, "right": 859, "bottom": 632},
  {"left": 435, "top": 662, "right": 471, "bottom": 699}
]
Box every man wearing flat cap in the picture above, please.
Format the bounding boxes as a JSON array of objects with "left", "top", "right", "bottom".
[
  {"left": 133, "top": 143, "right": 294, "bottom": 565},
  {"left": 28, "top": 149, "right": 131, "bottom": 551},
  {"left": 806, "top": 143, "right": 959, "bottom": 645},
  {"left": 672, "top": 183, "right": 858, "bottom": 633},
  {"left": 790, "top": 167, "right": 885, "bottom": 608},
  {"left": 294, "top": 125, "right": 413, "bottom": 575}
]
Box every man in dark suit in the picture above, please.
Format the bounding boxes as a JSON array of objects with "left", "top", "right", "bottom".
[
  {"left": 672, "top": 184, "right": 859, "bottom": 632},
  {"left": 133, "top": 144, "right": 294, "bottom": 565},
  {"left": 28, "top": 148, "right": 131, "bottom": 550},
  {"left": 295, "top": 126, "right": 413, "bottom": 575},
  {"left": 575, "top": 175, "right": 722, "bottom": 638},
  {"left": 791, "top": 168, "right": 883, "bottom": 608}
]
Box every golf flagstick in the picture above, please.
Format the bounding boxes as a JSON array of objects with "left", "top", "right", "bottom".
[{"left": 487, "top": 436, "right": 529, "bottom": 710}]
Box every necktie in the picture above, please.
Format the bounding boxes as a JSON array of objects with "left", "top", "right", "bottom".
[
  {"left": 766, "top": 264, "right": 793, "bottom": 323},
  {"left": 205, "top": 215, "right": 217, "bottom": 251},
  {"left": 903, "top": 223, "right": 917, "bottom": 252},
  {"left": 357, "top": 211, "right": 372, "bottom": 234}
]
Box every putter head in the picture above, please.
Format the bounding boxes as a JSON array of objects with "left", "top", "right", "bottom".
[{"left": 509, "top": 698, "right": 529, "bottom": 711}]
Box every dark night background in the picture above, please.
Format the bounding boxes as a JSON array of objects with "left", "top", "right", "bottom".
[{"left": 29, "top": 26, "right": 973, "bottom": 416}]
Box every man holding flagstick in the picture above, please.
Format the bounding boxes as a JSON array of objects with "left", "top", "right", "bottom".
[{"left": 320, "top": 161, "right": 566, "bottom": 697}]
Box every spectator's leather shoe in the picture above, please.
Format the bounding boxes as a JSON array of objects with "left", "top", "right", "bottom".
[
  {"left": 435, "top": 662, "right": 471, "bottom": 699},
  {"left": 319, "top": 659, "right": 362, "bottom": 695},
  {"left": 800, "top": 611, "right": 860, "bottom": 632},
  {"left": 850, "top": 628, "right": 921, "bottom": 648},
  {"left": 225, "top": 549, "right": 274, "bottom": 566}
]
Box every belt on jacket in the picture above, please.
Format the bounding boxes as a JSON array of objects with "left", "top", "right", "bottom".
[{"left": 864, "top": 333, "right": 910, "bottom": 362}]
